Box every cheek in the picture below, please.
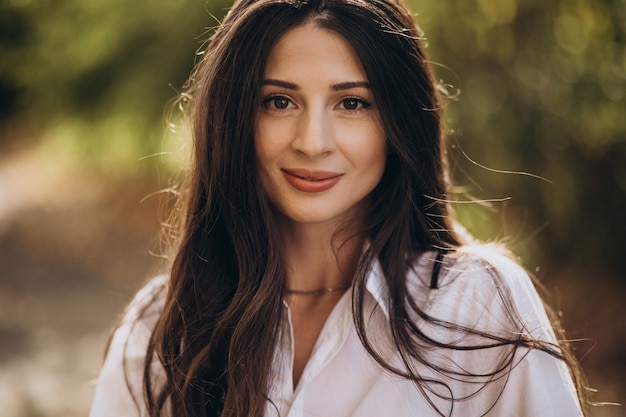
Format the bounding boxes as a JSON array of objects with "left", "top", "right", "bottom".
[
  {"left": 369, "top": 148, "right": 387, "bottom": 184},
  {"left": 352, "top": 126, "right": 387, "bottom": 174},
  {"left": 254, "top": 126, "right": 286, "bottom": 201},
  {"left": 254, "top": 119, "right": 288, "bottom": 164},
  {"left": 365, "top": 135, "right": 388, "bottom": 187},
  {"left": 254, "top": 125, "right": 274, "bottom": 168}
]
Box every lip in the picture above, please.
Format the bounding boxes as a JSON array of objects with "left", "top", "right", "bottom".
[{"left": 281, "top": 168, "right": 343, "bottom": 193}]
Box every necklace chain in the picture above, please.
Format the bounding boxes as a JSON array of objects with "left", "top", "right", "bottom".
[{"left": 285, "top": 281, "right": 352, "bottom": 296}]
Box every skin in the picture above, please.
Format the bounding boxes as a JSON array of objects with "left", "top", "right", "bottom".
[{"left": 254, "top": 21, "right": 387, "bottom": 387}]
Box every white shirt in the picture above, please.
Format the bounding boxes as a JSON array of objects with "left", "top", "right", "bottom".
[{"left": 90, "top": 247, "right": 583, "bottom": 417}]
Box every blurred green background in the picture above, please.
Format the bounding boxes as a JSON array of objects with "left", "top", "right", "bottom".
[{"left": 0, "top": 0, "right": 624, "bottom": 415}]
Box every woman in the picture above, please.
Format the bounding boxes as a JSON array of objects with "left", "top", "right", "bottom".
[{"left": 90, "top": 0, "right": 588, "bottom": 415}]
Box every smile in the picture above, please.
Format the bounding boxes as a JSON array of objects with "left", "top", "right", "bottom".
[{"left": 281, "top": 169, "right": 343, "bottom": 193}]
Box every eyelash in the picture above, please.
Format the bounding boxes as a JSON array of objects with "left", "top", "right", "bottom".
[
  {"left": 262, "top": 95, "right": 294, "bottom": 111},
  {"left": 261, "top": 95, "right": 372, "bottom": 112},
  {"left": 339, "top": 97, "right": 371, "bottom": 111}
]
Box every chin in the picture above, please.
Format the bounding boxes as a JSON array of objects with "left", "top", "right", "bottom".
[
  {"left": 278, "top": 203, "right": 365, "bottom": 228},
  {"left": 280, "top": 210, "right": 340, "bottom": 225}
]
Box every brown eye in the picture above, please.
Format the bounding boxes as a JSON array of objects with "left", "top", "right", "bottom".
[
  {"left": 340, "top": 97, "right": 370, "bottom": 111},
  {"left": 262, "top": 95, "right": 293, "bottom": 111},
  {"left": 342, "top": 98, "right": 359, "bottom": 110},
  {"left": 273, "top": 97, "right": 290, "bottom": 109}
]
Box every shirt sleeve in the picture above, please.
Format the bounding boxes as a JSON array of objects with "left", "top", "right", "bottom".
[{"left": 89, "top": 276, "right": 167, "bottom": 417}]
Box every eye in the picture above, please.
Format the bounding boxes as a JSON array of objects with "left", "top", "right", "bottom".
[
  {"left": 262, "top": 95, "right": 294, "bottom": 111},
  {"left": 339, "top": 97, "right": 370, "bottom": 111}
]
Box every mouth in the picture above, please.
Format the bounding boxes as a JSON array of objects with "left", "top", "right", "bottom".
[
  {"left": 282, "top": 169, "right": 343, "bottom": 181},
  {"left": 281, "top": 169, "right": 343, "bottom": 193}
]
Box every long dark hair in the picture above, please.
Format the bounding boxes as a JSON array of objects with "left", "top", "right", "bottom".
[{"left": 140, "top": 0, "right": 588, "bottom": 416}]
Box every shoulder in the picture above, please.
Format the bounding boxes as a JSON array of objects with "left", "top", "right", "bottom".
[
  {"left": 111, "top": 274, "right": 168, "bottom": 353},
  {"left": 119, "top": 274, "right": 168, "bottom": 330},
  {"left": 407, "top": 244, "right": 555, "bottom": 341},
  {"left": 407, "top": 243, "right": 528, "bottom": 300},
  {"left": 440, "top": 243, "right": 529, "bottom": 288},
  {"left": 89, "top": 275, "right": 168, "bottom": 417},
  {"left": 402, "top": 247, "right": 583, "bottom": 415}
]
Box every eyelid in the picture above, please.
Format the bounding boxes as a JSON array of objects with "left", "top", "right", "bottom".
[
  {"left": 261, "top": 94, "right": 297, "bottom": 111},
  {"left": 337, "top": 96, "right": 373, "bottom": 111}
]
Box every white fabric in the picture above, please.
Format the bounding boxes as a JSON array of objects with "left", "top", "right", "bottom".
[{"left": 90, "top": 247, "right": 583, "bottom": 417}]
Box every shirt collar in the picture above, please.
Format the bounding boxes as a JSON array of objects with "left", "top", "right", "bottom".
[{"left": 364, "top": 258, "right": 390, "bottom": 319}]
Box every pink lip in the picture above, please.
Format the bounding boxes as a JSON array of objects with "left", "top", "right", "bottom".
[{"left": 281, "top": 168, "right": 343, "bottom": 193}]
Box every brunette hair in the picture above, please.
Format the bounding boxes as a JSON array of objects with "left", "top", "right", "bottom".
[{"left": 139, "top": 0, "right": 588, "bottom": 416}]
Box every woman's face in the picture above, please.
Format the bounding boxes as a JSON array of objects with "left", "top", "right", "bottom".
[{"left": 255, "top": 22, "right": 387, "bottom": 228}]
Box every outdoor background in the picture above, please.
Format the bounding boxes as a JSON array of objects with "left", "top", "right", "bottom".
[{"left": 0, "top": 0, "right": 624, "bottom": 415}]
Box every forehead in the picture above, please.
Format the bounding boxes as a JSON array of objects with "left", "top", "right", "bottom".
[{"left": 263, "top": 22, "right": 368, "bottom": 82}]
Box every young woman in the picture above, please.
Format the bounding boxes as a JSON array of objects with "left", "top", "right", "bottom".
[{"left": 90, "top": 0, "right": 588, "bottom": 415}]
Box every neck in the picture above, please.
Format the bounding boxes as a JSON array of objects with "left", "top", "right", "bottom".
[{"left": 278, "top": 217, "right": 364, "bottom": 293}]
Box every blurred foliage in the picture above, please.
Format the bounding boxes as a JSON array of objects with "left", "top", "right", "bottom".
[
  {"left": 0, "top": 0, "right": 230, "bottom": 173},
  {"left": 411, "top": 0, "right": 626, "bottom": 272},
  {"left": 0, "top": 0, "right": 625, "bottom": 273}
]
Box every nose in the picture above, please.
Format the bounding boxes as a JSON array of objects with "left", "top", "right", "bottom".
[{"left": 292, "top": 107, "right": 335, "bottom": 157}]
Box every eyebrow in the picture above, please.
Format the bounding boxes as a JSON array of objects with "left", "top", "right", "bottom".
[
  {"left": 261, "top": 79, "right": 299, "bottom": 90},
  {"left": 260, "top": 79, "right": 371, "bottom": 91},
  {"left": 331, "top": 81, "right": 370, "bottom": 91}
]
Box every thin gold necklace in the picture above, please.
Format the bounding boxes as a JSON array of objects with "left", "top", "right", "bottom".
[{"left": 285, "top": 281, "right": 352, "bottom": 296}]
